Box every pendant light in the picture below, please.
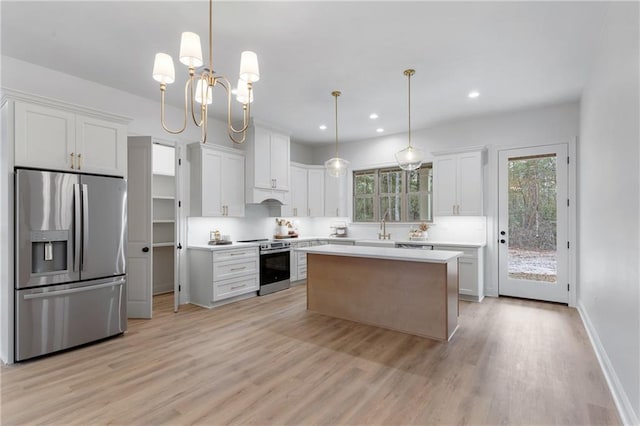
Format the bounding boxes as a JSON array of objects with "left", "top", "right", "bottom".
[
  {"left": 395, "top": 69, "right": 424, "bottom": 171},
  {"left": 325, "top": 90, "right": 350, "bottom": 177}
]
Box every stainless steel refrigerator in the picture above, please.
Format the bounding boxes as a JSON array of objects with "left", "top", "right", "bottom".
[{"left": 15, "top": 168, "right": 127, "bottom": 361}]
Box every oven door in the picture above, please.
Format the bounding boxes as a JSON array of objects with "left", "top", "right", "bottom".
[{"left": 260, "top": 249, "right": 290, "bottom": 285}]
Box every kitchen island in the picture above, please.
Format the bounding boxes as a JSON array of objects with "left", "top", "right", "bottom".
[{"left": 296, "top": 244, "right": 463, "bottom": 341}]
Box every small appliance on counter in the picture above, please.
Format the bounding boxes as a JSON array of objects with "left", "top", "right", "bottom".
[
  {"left": 208, "top": 230, "right": 232, "bottom": 245},
  {"left": 330, "top": 221, "right": 348, "bottom": 237}
]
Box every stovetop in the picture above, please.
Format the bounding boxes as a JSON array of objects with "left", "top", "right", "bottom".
[{"left": 237, "top": 238, "right": 291, "bottom": 251}]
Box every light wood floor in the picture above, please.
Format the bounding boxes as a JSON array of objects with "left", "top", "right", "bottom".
[{"left": 1, "top": 285, "right": 619, "bottom": 425}]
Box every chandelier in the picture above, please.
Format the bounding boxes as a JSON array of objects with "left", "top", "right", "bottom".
[
  {"left": 324, "top": 91, "right": 350, "bottom": 177},
  {"left": 395, "top": 69, "right": 424, "bottom": 170},
  {"left": 151, "top": 0, "right": 259, "bottom": 144}
]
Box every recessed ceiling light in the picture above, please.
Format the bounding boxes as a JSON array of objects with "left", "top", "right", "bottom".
[
  {"left": 319, "top": 124, "right": 327, "bottom": 130},
  {"left": 376, "top": 128, "right": 384, "bottom": 133},
  {"left": 468, "top": 91, "right": 480, "bottom": 99},
  {"left": 231, "top": 88, "right": 238, "bottom": 95},
  {"left": 369, "top": 113, "right": 379, "bottom": 119}
]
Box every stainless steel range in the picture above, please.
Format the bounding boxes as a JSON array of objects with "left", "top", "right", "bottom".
[{"left": 238, "top": 239, "right": 291, "bottom": 295}]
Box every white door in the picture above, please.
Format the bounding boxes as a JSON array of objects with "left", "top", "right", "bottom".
[
  {"left": 126, "top": 137, "right": 153, "bottom": 318},
  {"left": 498, "top": 144, "right": 569, "bottom": 303}
]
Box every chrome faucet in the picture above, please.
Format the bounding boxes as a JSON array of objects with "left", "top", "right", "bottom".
[{"left": 378, "top": 209, "right": 391, "bottom": 240}]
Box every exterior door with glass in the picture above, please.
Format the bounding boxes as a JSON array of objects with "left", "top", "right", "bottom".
[{"left": 498, "top": 144, "right": 569, "bottom": 303}]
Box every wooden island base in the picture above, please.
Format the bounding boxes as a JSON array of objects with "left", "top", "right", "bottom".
[{"left": 306, "top": 253, "right": 459, "bottom": 341}]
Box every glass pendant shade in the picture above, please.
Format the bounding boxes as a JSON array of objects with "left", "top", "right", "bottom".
[
  {"left": 195, "top": 79, "right": 213, "bottom": 105},
  {"left": 235, "top": 79, "right": 254, "bottom": 104},
  {"left": 325, "top": 157, "right": 350, "bottom": 178},
  {"left": 179, "top": 32, "right": 203, "bottom": 67},
  {"left": 239, "top": 51, "right": 260, "bottom": 83},
  {"left": 152, "top": 53, "right": 175, "bottom": 84},
  {"left": 395, "top": 145, "right": 424, "bottom": 171}
]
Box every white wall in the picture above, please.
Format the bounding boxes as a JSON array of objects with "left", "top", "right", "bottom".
[
  {"left": 578, "top": 3, "right": 640, "bottom": 424},
  {"left": 290, "top": 141, "right": 314, "bottom": 164},
  {"left": 312, "top": 101, "right": 580, "bottom": 297}
]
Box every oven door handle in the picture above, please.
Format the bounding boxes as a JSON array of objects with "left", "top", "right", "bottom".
[{"left": 260, "top": 248, "right": 291, "bottom": 255}]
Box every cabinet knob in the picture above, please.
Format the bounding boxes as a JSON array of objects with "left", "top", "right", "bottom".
[{"left": 142, "top": 246, "right": 149, "bottom": 252}]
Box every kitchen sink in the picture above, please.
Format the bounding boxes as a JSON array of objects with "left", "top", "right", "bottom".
[{"left": 354, "top": 239, "right": 396, "bottom": 248}]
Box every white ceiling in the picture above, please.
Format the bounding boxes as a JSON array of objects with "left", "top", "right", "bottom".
[{"left": 1, "top": 1, "right": 607, "bottom": 145}]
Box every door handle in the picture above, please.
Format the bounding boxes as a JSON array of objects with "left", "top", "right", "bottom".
[
  {"left": 500, "top": 239, "right": 506, "bottom": 244},
  {"left": 81, "top": 184, "right": 89, "bottom": 271},
  {"left": 70, "top": 152, "right": 75, "bottom": 169},
  {"left": 500, "top": 231, "right": 506, "bottom": 235},
  {"left": 142, "top": 246, "right": 149, "bottom": 252}
]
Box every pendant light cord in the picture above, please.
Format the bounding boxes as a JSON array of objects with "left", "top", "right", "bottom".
[
  {"left": 332, "top": 90, "right": 341, "bottom": 157},
  {"left": 404, "top": 69, "right": 415, "bottom": 148},
  {"left": 209, "top": 0, "right": 214, "bottom": 74}
]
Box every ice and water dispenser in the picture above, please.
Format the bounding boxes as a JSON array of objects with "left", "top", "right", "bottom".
[{"left": 29, "top": 230, "right": 70, "bottom": 275}]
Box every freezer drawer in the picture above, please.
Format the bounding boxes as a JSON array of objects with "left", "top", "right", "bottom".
[{"left": 15, "top": 277, "right": 127, "bottom": 361}]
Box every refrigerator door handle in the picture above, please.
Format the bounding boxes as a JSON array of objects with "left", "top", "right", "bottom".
[
  {"left": 81, "top": 183, "right": 89, "bottom": 272},
  {"left": 23, "top": 279, "right": 126, "bottom": 300},
  {"left": 73, "top": 183, "right": 81, "bottom": 272}
]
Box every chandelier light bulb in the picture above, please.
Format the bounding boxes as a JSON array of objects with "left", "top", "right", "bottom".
[
  {"left": 179, "top": 32, "right": 203, "bottom": 68},
  {"left": 195, "top": 79, "right": 213, "bottom": 105},
  {"left": 235, "top": 79, "right": 254, "bottom": 104},
  {"left": 152, "top": 53, "right": 175, "bottom": 84},
  {"left": 239, "top": 51, "right": 260, "bottom": 83}
]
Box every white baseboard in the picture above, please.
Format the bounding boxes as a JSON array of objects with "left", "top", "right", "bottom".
[{"left": 578, "top": 302, "right": 639, "bottom": 426}]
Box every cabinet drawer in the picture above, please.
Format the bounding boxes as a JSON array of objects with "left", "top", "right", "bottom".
[
  {"left": 297, "top": 251, "right": 307, "bottom": 266},
  {"left": 213, "top": 247, "right": 258, "bottom": 262},
  {"left": 214, "top": 274, "right": 259, "bottom": 301},
  {"left": 213, "top": 257, "right": 258, "bottom": 281}
]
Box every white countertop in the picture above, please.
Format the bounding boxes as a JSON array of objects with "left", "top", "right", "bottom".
[
  {"left": 188, "top": 242, "right": 260, "bottom": 251},
  {"left": 296, "top": 244, "right": 463, "bottom": 264},
  {"left": 289, "top": 236, "right": 485, "bottom": 248}
]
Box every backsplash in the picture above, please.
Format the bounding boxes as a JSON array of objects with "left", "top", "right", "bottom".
[{"left": 188, "top": 208, "right": 486, "bottom": 245}]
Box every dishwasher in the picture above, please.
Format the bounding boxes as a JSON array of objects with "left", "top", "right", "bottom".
[{"left": 395, "top": 242, "right": 434, "bottom": 250}]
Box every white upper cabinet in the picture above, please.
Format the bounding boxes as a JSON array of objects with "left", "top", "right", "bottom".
[
  {"left": 324, "top": 170, "right": 347, "bottom": 217},
  {"left": 14, "top": 100, "right": 127, "bottom": 177},
  {"left": 75, "top": 115, "right": 127, "bottom": 176},
  {"left": 434, "top": 150, "right": 483, "bottom": 216},
  {"left": 282, "top": 164, "right": 325, "bottom": 217},
  {"left": 307, "top": 167, "right": 325, "bottom": 217},
  {"left": 245, "top": 125, "right": 290, "bottom": 203},
  {"left": 189, "top": 143, "right": 245, "bottom": 217},
  {"left": 282, "top": 165, "right": 308, "bottom": 217}
]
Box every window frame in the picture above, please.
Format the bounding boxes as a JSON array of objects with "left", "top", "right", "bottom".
[{"left": 352, "top": 163, "right": 433, "bottom": 223}]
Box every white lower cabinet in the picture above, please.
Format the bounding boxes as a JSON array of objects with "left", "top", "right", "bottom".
[
  {"left": 188, "top": 246, "right": 259, "bottom": 308},
  {"left": 290, "top": 241, "right": 310, "bottom": 282},
  {"left": 434, "top": 245, "right": 484, "bottom": 302}
]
